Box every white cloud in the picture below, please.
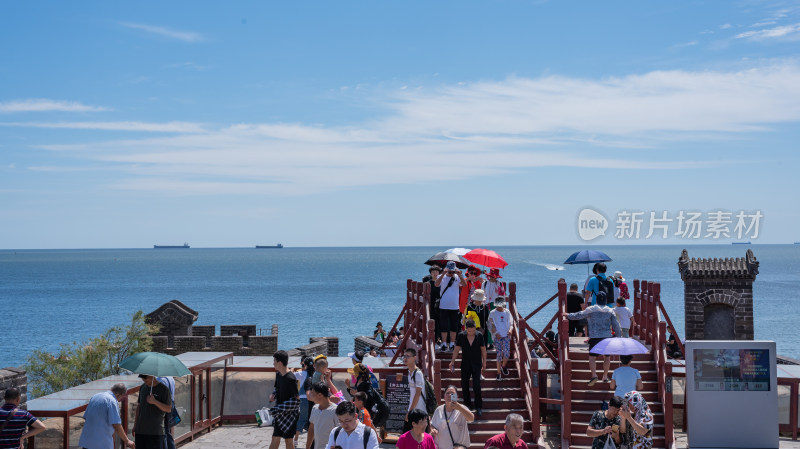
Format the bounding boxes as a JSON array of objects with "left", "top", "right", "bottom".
[
  {"left": 120, "top": 22, "right": 204, "bottom": 43},
  {"left": 8, "top": 163, "right": 15, "bottom": 169},
  {"left": 27, "top": 61, "right": 800, "bottom": 196},
  {"left": 735, "top": 23, "right": 800, "bottom": 41},
  {"left": 0, "top": 99, "right": 109, "bottom": 113},
  {"left": 720, "top": 24, "right": 733, "bottom": 29},
  {"left": 1, "top": 121, "right": 205, "bottom": 133}
]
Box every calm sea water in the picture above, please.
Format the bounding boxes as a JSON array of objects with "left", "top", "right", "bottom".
[{"left": 0, "top": 245, "right": 798, "bottom": 368}]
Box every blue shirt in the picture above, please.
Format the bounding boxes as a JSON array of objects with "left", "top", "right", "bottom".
[
  {"left": 586, "top": 273, "right": 607, "bottom": 306},
  {"left": 612, "top": 366, "right": 641, "bottom": 397},
  {"left": 78, "top": 391, "right": 122, "bottom": 449},
  {"left": 157, "top": 377, "right": 176, "bottom": 400}
]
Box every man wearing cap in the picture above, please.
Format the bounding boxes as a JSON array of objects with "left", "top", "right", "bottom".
[
  {"left": 435, "top": 261, "right": 467, "bottom": 352},
  {"left": 79, "top": 383, "right": 135, "bottom": 449},
  {"left": 373, "top": 322, "right": 386, "bottom": 343}
]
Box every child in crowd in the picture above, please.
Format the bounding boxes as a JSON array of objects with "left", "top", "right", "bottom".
[
  {"left": 312, "top": 356, "right": 342, "bottom": 403},
  {"left": 614, "top": 298, "right": 634, "bottom": 338},
  {"left": 611, "top": 355, "right": 643, "bottom": 398},
  {"left": 353, "top": 392, "right": 382, "bottom": 443}
]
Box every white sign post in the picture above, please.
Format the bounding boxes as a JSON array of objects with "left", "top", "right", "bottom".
[{"left": 686, "top": 340, "right": 778, "bottom": 449}]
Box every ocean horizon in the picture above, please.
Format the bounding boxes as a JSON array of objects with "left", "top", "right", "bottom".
[{"left": 1, "top": 244, "right": 797, "bottom": 369}]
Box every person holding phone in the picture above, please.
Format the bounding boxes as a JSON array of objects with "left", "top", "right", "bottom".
[
  {"left": 430, "top": 385, "right": 474, "bottom": 449},
  {"left": 619, "top": 391, "right": 654, "bottom": 449}
]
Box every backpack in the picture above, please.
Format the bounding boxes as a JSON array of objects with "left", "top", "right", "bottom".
[
  {"left": 357, "top": 374, "right": 389, "bottom": 427},
  {"left": 414, "top": 369, "right": 437, "bottom": 416},
  {"left": 595, "top": 275, "right": 615, "bottom": 304},
  {"left": 333, "top": 425, "right": 372, "bottom": 449}
]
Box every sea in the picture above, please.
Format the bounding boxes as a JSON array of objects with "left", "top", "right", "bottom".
[{"left": 1, "top": 245, "right": 798, "bottom": 369}]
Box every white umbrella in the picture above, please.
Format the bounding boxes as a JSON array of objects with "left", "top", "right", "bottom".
[
  {"left": 445, "top": 248, "right": 471, "bottom": 256},
  {"left": 591, "top": 337, "right": 649, "bottom": 355}
]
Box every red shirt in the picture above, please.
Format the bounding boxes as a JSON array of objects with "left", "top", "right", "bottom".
[
  {"left": 484, "top": 433, "right": 528, "bottom": 449},
  {"left": 460, "top": 279, "right": 482, "bottom": 313}
]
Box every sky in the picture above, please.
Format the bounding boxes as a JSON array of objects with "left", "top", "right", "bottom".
[{"left": 1, "top": 1, "right": 799, "bottom": 248}]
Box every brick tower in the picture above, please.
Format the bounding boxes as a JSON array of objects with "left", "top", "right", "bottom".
[{"left": 678, "top": 248, "right": 759, "bottom": 340}]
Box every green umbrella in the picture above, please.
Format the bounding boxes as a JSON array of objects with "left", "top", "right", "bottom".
[{"left": 119, "top": 352, "right": 191, "bottom": 377}]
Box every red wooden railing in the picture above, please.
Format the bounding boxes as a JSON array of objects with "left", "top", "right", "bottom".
[
  {"left": 631, "top": 280, "right": 675, "bottom": 449},
  {"left": 508, "top": 282, "right": 541, "bottom": 445}
]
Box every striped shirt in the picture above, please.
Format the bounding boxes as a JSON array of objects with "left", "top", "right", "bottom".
[{"left": 0, "top": 404, "right": 37, "bottom": 448}]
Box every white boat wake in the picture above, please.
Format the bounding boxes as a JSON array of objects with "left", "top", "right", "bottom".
[{"left": 524, "top": 261, "right": 566, "bottom": 271}]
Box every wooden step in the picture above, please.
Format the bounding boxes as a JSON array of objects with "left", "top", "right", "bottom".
[
  {"left": 567, "top": 351, "right": 653, "bottom": 361},
  {"left": 440, "top": 367, "right": 520, "bottom": 378},
  {"left": 569, "top": 378, "right": 660, "bottom": 390},
  {"left": 467, "top": 430, "right": 536, "bottom": 444},
  {"left": 570, "top": 422, "right": 666, "bottom": 436},
  {"left": 476, "top": 396, "right": 528, "bottom": 409},
  {"left": 569, "top": 389, "right": 659, "bottom": 402},
  {"left": 570, "top": 433, "right": 666, "bottom": 447},
  {"left": 568, "top": 369, "right": 657, "bottom": 381},
  {"left": 464, "top": 408, "right": 527, "bottom": 420},
  {"left": 436, "top": 378, "right": 521, "bottom": 389}
]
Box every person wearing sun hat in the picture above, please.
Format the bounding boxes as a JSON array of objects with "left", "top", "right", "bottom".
[
  {"left": 464, "top": 289, "right": 491, "bottom": 348},
  {"left": 345, "top": 350, "right": 375, "bottom": 397},
  {"left": 612, "top": 271, "right": 629, "bottom": 301},
  {"left": 482, "top": 268, "right": 505, "bottom": 349}
]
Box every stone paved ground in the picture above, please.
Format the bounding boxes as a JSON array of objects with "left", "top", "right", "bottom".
[{"left": 178, "top": 425, "right": 800, "bottom": 449}]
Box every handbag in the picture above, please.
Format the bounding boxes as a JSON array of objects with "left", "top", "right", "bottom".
[{"left": 167, "top": 402, "right": 181, "bottom": 427}]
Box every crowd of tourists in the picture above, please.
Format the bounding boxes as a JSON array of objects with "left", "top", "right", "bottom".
[{"left": 0, "top": 261, "right": 663, "bottom": 449}]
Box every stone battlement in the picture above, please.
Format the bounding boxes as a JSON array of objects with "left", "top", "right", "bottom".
[
  {"left": 151, "top": 324, "right": 279, "bottom": 356},
  {"left": 0, "top": 367, "right": 27, "bottom": 409}
]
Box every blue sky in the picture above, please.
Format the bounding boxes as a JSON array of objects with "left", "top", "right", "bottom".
[{"left": 1, "top": 1, "right": 799, "bottom": 248}]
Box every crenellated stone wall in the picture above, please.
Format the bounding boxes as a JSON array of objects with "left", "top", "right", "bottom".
[
  {"left": 354, "top": 336, "right": 383, "bottom": 354},
  {"left": 0, "top": 368, "right": 27, "bottom": 409}
]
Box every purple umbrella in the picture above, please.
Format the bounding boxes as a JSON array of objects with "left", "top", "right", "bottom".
[{"left": 591, "top": 337, "right": 649, "bottom": 355}]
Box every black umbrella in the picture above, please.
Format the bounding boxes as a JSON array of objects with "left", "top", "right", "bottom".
[{"left": 424, "top": 251, "right": 470, "bottom": 269}]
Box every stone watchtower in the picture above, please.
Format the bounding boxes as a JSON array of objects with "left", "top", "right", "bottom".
[{"left": 678, "top": 249, "right": 759, "bottom": 340}]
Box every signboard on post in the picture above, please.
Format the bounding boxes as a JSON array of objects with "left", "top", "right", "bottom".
[
  {"left": 686, "top": 340, "right": 778, "bottom": 449},
  {"left": 384, "top": 374, "right": 409, "bottom": 434}
]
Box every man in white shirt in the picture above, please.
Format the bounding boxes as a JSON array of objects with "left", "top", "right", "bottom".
[
  {"left": 488, "top": 297, "right": 514, "bottom": 380},
  {"left": 325, "top": 401, "right": 379, "bottom": 449},
  {"left": 307, "top": 383, "right": 338, "bottom": 449},
  {"left": 403, "top": 347, "right": 426, "bottom": 432},
  {"left": 435, "top": 261, "right": 467, "bottom": 352}
]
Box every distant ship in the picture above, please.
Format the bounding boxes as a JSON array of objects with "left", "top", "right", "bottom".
[
  {"left": 256, "top": 243, "right": 284, "bottom": 249},
  {"left": 154, "top": 243, "right": 190, "bottom": 249},
  {"left": 731, "top": 242, "right": 751, "bottom": 245}
]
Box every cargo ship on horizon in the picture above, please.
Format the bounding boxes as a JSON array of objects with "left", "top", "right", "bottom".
[
  {"left": 255, "top": 243, "right": 283, "bottom": 248},
  {"left": 154, "top": 243, "right": 190, "bottom": 249}
]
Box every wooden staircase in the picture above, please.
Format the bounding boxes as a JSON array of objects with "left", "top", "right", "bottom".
[
  {"left": 563, "top": 339, "right": 667, "bottom": 449},
  {"left": 437, "top": 349, "right": 538, "bottom": 449}
]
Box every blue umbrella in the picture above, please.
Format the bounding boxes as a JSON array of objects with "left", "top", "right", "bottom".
[{"left": 563, "top": 250, "right": 612, "bottom": 275}]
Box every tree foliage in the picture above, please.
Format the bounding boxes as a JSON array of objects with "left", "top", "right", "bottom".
[{"left": 26, "top": 310, "right": 158, "bottom": 397}]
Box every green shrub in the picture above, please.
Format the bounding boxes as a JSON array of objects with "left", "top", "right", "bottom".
[{"left": 26, "top": 310, "right": 158, "bottom": 397}]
